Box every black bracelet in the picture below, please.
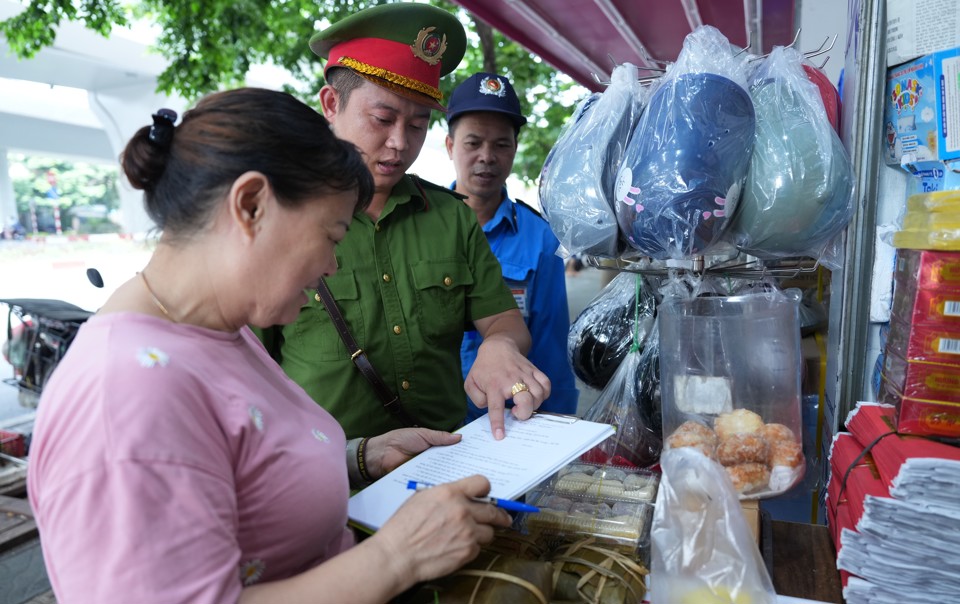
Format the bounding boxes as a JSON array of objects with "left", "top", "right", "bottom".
[{"left": 357, "top": 437, "right": 374, "bottom": 483}]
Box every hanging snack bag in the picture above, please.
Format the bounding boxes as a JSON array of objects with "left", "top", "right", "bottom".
[
  {"left": 540, "top": 62, "right": 645, "bottom": 258},
  {"left": 726, "top": 46, "right": 855, "bottom": 264},
  {"left": 658, "top": 286, "right": 805, "bottom": 498},
  {"left": 614, "top": 25, "right": 755, "bottom": 260}
]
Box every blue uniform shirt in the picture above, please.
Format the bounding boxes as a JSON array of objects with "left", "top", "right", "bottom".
[{"left": 457, "top": 187, "right": 580, "bottom": 419}]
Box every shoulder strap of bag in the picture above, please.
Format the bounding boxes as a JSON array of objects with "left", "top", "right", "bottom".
[{"left": 315, "top": 278, "right": 420, "bottom": 428}]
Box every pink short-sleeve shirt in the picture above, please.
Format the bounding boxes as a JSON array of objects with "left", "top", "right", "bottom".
[{"left": 28, "top": 313, "right": 354, "bottom": 603}]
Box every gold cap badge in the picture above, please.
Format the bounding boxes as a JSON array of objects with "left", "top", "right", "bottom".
[{"left": 411, "top": 27, "right": 447, "bottom": 65}]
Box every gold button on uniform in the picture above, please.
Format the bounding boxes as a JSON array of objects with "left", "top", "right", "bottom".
[
  {"left": 393, "top": 325, "right": 402, "bottom": 335},
  {"left": 382, "top": 273, "right": 391, "bottom": 283},
  {"left": 443, "top": 276, "right": 453, "bottom": 286},
  {"left": 375, "top": 224, "right": 382, "bottom": 231},
  {"left": 314, "top": 293, "right": 322, "bottom": 302},
  {"left": 401, "top": 380, "right": 411, "bottom": 390}
]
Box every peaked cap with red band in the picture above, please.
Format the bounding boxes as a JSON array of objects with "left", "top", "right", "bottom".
[{"left": 309, "top": 3, "right": 466, "bottom": 112}]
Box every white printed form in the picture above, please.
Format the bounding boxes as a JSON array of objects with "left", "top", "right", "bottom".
[{"left": 347, "top": 413, "right": 615, "bottom": 532}]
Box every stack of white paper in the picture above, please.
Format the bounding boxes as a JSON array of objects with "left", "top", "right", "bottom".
[
  {"left": 889, "top": 458, "right": 960, "bottom": 513},
  {"left": 839, "top": 493, "right": 960, "bottom": 604},
  {"left": 347, "top": 412, "right": 615, "bottom": 533},
  {"left": 834, "top": 404, "right": 960, "bottom": 604}
]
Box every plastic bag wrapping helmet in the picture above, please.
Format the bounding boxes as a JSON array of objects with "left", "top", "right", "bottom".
[
  {"left": 803, "top": 63, "right": 841, "bottom": 134},
  {"left": 540, "top": 63, "right": 644, "bottom": 258},
  {"left": 614, "top": 27, "right": 756, "bottom": 260},
  {"left": 726, "top": 47, "right": 855, "bottom": 261},
  {"left": 567, "top": 272, "right": 657, "bottom": 390}
]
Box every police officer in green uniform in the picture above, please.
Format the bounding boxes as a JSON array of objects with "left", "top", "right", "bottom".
[{"left": 257, "top": 3, "right": 550, "bottom": 448}]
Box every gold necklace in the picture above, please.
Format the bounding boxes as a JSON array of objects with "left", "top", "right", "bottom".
[{"left": 138, "top": 271, "right": 173, "bottom": 320}]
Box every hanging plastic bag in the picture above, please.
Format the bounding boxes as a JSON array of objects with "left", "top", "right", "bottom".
[
  {"left": 540, "top": 63, "right": 645, "bottom": 258},
  {"left": 568, "top": 271, "right": 657, "bottom": 390},
  {"left": 650, "top": 447, "right": 777, "bottom": 604},
  {"left": 581, "top": 348, "right": 663, "bottom": 469},
  {"left": 658, "top": 285, "right": 805, "bottom": 498},
  {"left": 614, "top": 26, "right": 755, "bottom": 260},
  {"left": 580, "top": 273, "right": 663, "bottom": 469},
  {"left": 726, "top": 46, "right": 855, "bottom": 266}
]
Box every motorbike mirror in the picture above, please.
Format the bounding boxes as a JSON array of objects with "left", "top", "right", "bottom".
[{"left": 86, "top": 268, "right": 104, "bottom": 288}]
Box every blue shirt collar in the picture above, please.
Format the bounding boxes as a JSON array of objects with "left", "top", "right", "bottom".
[{"left": 449, "top": 181, "right": 517, "bottom": 234}]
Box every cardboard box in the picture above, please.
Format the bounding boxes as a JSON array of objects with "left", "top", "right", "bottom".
[
  {"left": 884, "top": 388, "right": 960, "bottom": 438},
  {"left": 740, "top": 499, "right": 760, "bottom": 545},
  {"left": 884, "top": 48, "right": 960, "bottom": 169},
  {"left": 881, "top": 349, "right": 960, "bottom": 403},
  {"left": 886, "top": 0, "right": 960, "bottom": 67},
  {"left": 894, "top": 249, "right": 960, "bottom": 292},
  {"left": 886, "top": 315, "right": 960, "bottom": 364},
  {"left": 891, "top": 285, "right": 960, "bottom": 326}
]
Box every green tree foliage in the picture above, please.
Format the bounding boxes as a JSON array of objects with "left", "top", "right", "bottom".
[
  {"left": 10, "top": 155, "right": 120, "bottom": 232},
  {"left": 1, "top": 0, "right": 587, "bottom": 184}
]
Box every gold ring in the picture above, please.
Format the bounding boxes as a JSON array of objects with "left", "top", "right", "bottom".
[{"left": 510, "top": 381, "right": 529, "bottom": 397}]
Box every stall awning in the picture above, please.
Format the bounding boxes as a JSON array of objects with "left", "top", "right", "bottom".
[{"left": 452, "top": 0, "right": 796, "bottom": 91}]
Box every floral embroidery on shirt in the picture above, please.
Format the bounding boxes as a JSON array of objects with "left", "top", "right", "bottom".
[
  {"left": 137, "top": 347, "right": 169, "bottom": 368},
  {"left": 240, "top": 559, "right": 265, "bottom": 586},
  {"left": 249, "top": 406, "right": 264, "bottom": 432},
  {"left": 311, "top": 428, "right": 329, "bottom": 442}
]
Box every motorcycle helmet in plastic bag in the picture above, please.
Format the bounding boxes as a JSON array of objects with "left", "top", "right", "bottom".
[
  {"left": 540, "top": 63, "right": 644, "bottom": 258},
  {"left": 614, "top": 27, "right": 755, "bottom": 260},
  {"left": 727, "top": 47, "right": 854, "bottom": 260}
]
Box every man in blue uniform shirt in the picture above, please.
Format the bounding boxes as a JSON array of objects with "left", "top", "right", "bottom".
[{"left": 446, "top": 72, "right": 579, "bottom": 420}]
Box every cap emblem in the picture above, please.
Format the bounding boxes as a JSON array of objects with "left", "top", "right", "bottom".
[
  {"left": 411, "top": 27, "right": 447, "bottom": 66},
  {"left": 479, "top": 76, "right": 506, "bottom": 97}
]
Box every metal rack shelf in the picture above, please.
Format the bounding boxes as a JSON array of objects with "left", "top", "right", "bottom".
[{"left": 582, "top": 253, "right": 821, "bottom": 280}]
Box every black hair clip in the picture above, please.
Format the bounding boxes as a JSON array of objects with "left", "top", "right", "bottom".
[{"left": 148, "top": 108, "right": 178, "bottom": 148}]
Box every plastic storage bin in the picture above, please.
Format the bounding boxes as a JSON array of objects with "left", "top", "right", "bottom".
[{"left": 658, "top": 289, "right": 805, "bottom": 498}]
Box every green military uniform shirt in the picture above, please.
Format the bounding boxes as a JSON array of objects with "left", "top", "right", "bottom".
[{"left": 258, "top": 175, "right": 517, "bottom": 439}]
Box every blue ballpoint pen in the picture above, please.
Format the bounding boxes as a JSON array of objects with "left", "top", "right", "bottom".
[{"left": 407, "top": 480, "right": 540, "bottom": 513}]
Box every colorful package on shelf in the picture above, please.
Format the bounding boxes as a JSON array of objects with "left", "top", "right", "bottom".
[
  {"left": 894, "top": 187, "right": 960, "bottom": 250},
  {"left": 539, "top": 62, "right": 645, "bottom": 258},
  {"left": 891, "top": 284, "right": 960, "bottom": 327},
  {"left": 884, "top": 48, "right": 960, "bottom": 169},
  {"left": 884, "top": 315, "right": 960, "bottom": 365},
  {"left": 614, "top": 25, "right": 755, "bottom": 260},
  {"left": 658, "top": 287, "right": 805, "bottom": 498},
  {"left": 727, "top": 46, "right": 855, "bottom": 263},
  {"left": 844, "top": 402, "right": 960, "bottom": 488},
  {"left": 880, "top": 389, "right": 960, "bottom": 438},
  {"left": 893, "top": 248, "right": 960, "bottom": 291},
  {"left": 879, "top": 346, "right": 960, "bottom": 404}
]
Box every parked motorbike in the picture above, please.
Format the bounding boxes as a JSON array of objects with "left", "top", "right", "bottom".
[{"left": 1, "top": 298, "right": 93, "bottom": 408}]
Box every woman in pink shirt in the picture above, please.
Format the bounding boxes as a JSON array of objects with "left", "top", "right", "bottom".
[{"left": 27, "top": 87, "right": 511, "bottom": 604}]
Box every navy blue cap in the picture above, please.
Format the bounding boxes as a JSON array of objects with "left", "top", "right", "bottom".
[{"left": 447, "top": 72, "right": 527, "bottom": 129}]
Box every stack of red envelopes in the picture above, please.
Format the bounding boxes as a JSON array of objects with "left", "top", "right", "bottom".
[{"left": 829, "top": 402, "right": 960, "bottom": 604}]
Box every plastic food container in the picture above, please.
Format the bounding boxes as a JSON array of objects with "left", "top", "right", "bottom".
[
  {"left": 658, "top": 289, "right": 805, "bottom": 498},
  {"left": 518, "top": 462, "right": 659, "bottom": 559}
]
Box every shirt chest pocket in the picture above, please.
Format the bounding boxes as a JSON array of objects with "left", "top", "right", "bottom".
[
  {"left": 411, "top": 261, "right": 474, "bottom": 346},
  {"left": 296, "top": 272, "right": 363, "bottom": 362}
]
